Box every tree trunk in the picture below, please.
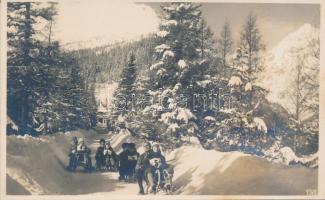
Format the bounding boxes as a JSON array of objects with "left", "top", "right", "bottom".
[{"left": 19, "top": 3, "right": 32, "bottom": 135}]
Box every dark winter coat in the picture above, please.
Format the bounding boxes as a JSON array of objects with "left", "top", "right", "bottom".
[
  {"left": 128, "top": 151, "right": 140, "bottom": 167},
  {"left": 104, "top": 146, "right": 117, "bottom": 159},
  {"left": 95, "top": 146, "right": 105, "bottom": 161},
  {"left": 150, "top": 151, "right": 167, "bottom": 167},
  {"left": 69, "top": 144, "right": 77, "bottom": 155},
  {"left": 118, "top": 150, "right": 130, "bottom": 170}
]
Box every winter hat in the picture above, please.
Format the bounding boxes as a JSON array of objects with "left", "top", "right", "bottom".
[
  {"left": 99, "top": 138, "right": 105, "bottom": 144},
  {"left": 122, "top": 143, "right": 128, "bottom": 149},
  {"left": 152, "top": 143, "right": 159, "bottom": 148},
  {"left": 144, "top": 142, "right": 151, "bottom": 148}
]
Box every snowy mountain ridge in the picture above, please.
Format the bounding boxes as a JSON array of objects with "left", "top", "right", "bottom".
[
  {"left": 61, "top": 34, "right": 152, "bottom": 51},
  {"left": 259, "top": 23, "right": 319, "bottom": 114}
]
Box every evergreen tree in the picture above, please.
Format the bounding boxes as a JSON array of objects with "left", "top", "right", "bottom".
[
  {"left": 110, "top": 53, "right": 138, "bottom": 129},
  {"left": 7, "top": 2, "right": 58, "bottom": 134},
  {"left": 238, "top": 13, "right": 265, "bottom": 107},
  {"left": 201, "top": 13, "right": 270, "bottom": 153},
  {"left": 217, "top": 21, "right": 233, "bottom": 68},
  {"left": 7, "top": 2, "right": 97, "bottom": 135},
  {"left": 143, "top": 3, "right": 216, "bottom": 146}
]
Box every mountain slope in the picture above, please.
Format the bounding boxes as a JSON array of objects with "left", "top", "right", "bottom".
[{"left": 259, "top": 24, "right": 319, "bottom": 114}]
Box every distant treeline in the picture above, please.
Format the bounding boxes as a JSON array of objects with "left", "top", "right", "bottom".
[{"left": 69, "top": 36, "right": 157, "bottom": 84}]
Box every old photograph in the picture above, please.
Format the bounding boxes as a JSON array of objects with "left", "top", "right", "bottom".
[{"left": 2, "top": 0, "right": 322, "bottom": 197}]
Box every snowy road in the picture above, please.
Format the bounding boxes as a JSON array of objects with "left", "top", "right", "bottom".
[
  {"left": 90, "top": 172, "right": 139, "bottom": 195},
  {"left": 86, "top": 133, "right": 140, "bottom": 195}
]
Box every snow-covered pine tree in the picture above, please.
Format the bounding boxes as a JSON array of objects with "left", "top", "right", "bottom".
[
  {"left": 217, "top": 21, "right": 233, "bottom": 68},
  {"left": 126, "top": 72, "right": 155, "bottom": 139},
  {"left": 144, "top": 3, "right": 216, "bottom": 146},
  {"left": 7, "top": 2, "right": 97, "bottom": 135},
  {"left": 32, "top": 42, "right": 62, "bottom": 134},
  {"left": 238, "top": 13, "right": 265, "bottom": 108},
  {"left": 110, "top": 53, "right": 137, "bottom": 130},
  {"left": 212, "top": 13, "right": 269, "bottom": 153},
  {"left": 7, "top": 2, "right": 58, "bottom": 135}
]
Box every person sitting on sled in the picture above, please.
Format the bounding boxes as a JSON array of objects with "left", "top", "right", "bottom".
[
  {"left": 148, "top": 143, "right": 167, "bottom": 188},
  {"left": 103, "top": 140, "right": 117, "bottom": 170},
  {"left": 67, "top": 136, "right": 78, "bottom": 171},
  {"left": 151, "top": 144, "right": 174, "bottom": 194},
  {"left": 76, "top": 138, "right": 92, "bottom": 168},
  {"left": 151, "top": 143, "right": 166, "bottom": 166}
]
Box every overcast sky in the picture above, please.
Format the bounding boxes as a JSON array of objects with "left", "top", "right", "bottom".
[
  {"left": 54, "top": 1, "right": 320, "bottom": 50},
  {"left": 54, "top": 1, "right": 159, "bottom": 45}
]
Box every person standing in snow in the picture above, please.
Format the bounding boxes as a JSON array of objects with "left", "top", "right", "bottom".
[
  {"left": 135, "top": 142, "right": 154, "bottom": 195},
  {"left": 126, "top": 143, "right": 139, "bottom": 181},
  {"left": 118, "top": 143, "right": 129, "bottom": 181},
  {"left": 95, "top": 138, "right": 106, "bottom": 170}
]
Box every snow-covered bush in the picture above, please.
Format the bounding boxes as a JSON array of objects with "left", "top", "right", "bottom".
[
  {"left": 228, "top": 76, "right": 242, "bottom": 86},
  {"left": 264, "top": 143, "right": 318, "bottom": 168}
]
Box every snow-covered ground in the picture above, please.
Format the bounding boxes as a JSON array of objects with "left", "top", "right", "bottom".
[{"left": 6, "top": 130, "right": 317, "bottom": 195}]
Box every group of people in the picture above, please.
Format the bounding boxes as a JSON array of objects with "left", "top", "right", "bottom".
[
  {"left": 67, "top": 137, "right": 92, "bottom": 172},
  {"left": 95, "top": 138, "right": 118, "bottom": 171},
  {"left": 95, "top": 139, "right": 140, "bottom": 181},
  {"left": 135, "top": 142, "right": 172, "bottom": 194},
  {"left": 67, "top": 137, "right": 173, "bottom": 195}
]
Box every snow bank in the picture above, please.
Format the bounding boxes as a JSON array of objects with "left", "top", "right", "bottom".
[
  {"left": 168, "top": 146, "right": 247, "bottom": 194},
  {"left": 169, "top": 146, "right": 317, "bottom": 195},
  {"left": 6, "top": 130, "right": 122, "bottom": 195}
]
